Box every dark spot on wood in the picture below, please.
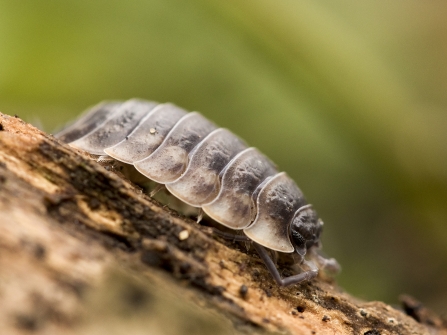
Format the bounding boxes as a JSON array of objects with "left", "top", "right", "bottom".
[
  {"left": 179, "top": 261, "right": 191, "bottom": 274},
  {"left": 190, "top": 277, "right": 226, "bottom": 297},
  {"left": 38, "top": 141, "right": 65, "bottom": 161},
  {"left": 364, "top": 330, "right": 381, "bottom": 335},
  {"left": 15, "top": 314, "right": 38, "bottom": 331},
  {"left": 251, "top": 269, "right": 260, "bottom": 278},
  {"left": 88, "top": 197, "right": 101, "bottom": 210},
  {"left": 296, "top": 306, "right": 305, "bottom": 313},
  {"left": 400, "top": 294, "right": 441, "bottom": 326},
  {"left": 43, "top": 192, "right": 75, "bottom": 208},
  {"left": 0, "top": 123, "right": 4, "bottom": 131},
  {"left": 322, "top": 315, "right": 330, "bottom": 322},
  {"left": 121, "top": 284, "right": 153, "bottom": 310},
  {"left": 19, "top": 239, "right": 47, "bottom": 261},
  {"left": 62, "top": 280, "right": 88, "bottom": 298},
  {"left": 33, "top": 243, "right": 46, "bottom": 260},
  {"left": 141, "top": 249, "right": 171, "bottom": 271},
  {"left": 239, "top": 284, "right": 248, "bottom": 298}
]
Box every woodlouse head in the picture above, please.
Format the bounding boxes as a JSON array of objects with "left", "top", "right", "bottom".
[{"left": 289, "top": 205, "right": 323, "bottom": 257}]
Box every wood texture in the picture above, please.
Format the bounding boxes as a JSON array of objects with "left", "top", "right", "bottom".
[{"left": 0, "top": 112, "right": 445, "bottom": 335}]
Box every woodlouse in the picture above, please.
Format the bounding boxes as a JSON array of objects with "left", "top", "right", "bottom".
[{"left": 56, "top": 99, "right": 339, "bottom": 286}]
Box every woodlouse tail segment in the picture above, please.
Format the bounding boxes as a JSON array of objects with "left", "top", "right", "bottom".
[
  {"left": 69, "top": 99, "right": 158, "bottom": 155},
  {"left": 55, "top": 101, "right": 122, "bottom": 143}
]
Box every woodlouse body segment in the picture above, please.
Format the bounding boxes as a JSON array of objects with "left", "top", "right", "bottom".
[
  {"left": 166, "top": 128, "right": 247, "bottom": 206},
  {"left": 105, "top": 103, "right": 188, "bottom": 164},
  {"left": 134, "top": 112, "right": 217, "bottom": 184},
  {"left": 70, "top": 99, "right": 156, "bottom": 155},
  {"left": 56, "top": 101, "right": 122, "bottom": 143},
  {"left": 57, "top": 99, "right": 339, "bottom": 286},
  {"left": 202, "top": 147, "right": 277, "bottom": 229},
  {"left": 244, "top": 172, "right": 305, "bottom": 253}
]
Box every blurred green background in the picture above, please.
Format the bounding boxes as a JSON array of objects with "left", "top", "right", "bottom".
[{"left": 1, "top": 0, "right": 446, "bottom": 313}]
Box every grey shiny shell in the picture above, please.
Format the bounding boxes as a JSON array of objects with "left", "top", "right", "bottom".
[{"left": 57, "top": 99, "right": 311, "bottom": 253}]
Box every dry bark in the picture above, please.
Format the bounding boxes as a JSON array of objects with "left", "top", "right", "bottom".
[{"left": 0, "top": 112, "right": 446, "bottom": 335}]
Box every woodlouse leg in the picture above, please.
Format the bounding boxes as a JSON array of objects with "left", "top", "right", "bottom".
[
  {"left": 196, "top": 208, "right": 204, "bottom": 224},
  {"left": 96, "top": 155, "right": 115, "bottom": 164},
  {"left": 204, "top": 227, "right": 251, "bottom": 242},
  {"left": 150, "top": 184, "right": 166, "bottom": 197},
  {"left": 253, "top": 243, "right": 318, "bottom": 287}
]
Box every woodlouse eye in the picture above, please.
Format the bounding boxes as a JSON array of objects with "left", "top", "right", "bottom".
[{"left": 291, "top": 231, "right": 306, "bottom": 247}]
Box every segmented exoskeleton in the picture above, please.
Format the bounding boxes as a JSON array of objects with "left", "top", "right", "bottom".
[{"left": 57, "top": 99, "right": 339, "bottom": 286}]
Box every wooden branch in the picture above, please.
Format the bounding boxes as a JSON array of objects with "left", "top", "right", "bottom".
[{"left": 0, "top": 112, "right": 446, "bottom": 335}]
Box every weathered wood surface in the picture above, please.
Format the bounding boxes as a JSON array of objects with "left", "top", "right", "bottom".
[{"left": 0, "top": 112, "right": 446, "bottom": 335}]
